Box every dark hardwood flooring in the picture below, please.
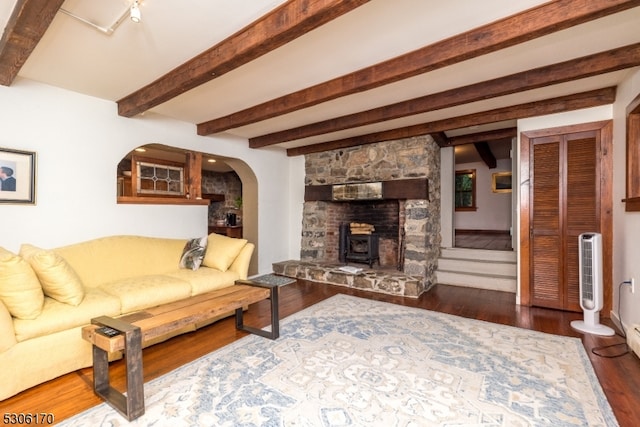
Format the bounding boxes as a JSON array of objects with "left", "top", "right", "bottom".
[{"left": 2, "top": 281, "right": 639, "bottom": 426}]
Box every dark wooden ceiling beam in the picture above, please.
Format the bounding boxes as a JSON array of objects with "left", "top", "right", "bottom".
[
  {"left": 286, "top": 87, "right": 616, "bottom": 156},
  {"left": 0, "top": 0, "right": 65, "bottom": 86},
  {"left": 117, "top": 0, "right": 370, "bottom": 118},
  {"left": 444, "top": 128, "right": 517, "bottom": 146},
  {"left": 474, "top": 142, "right": 497, "bottom": 169},
  {"left": 430, "top": 132, "right": 449, "bottom": 147},
  {"left": 249, "top": 42, "right": 640, "bottom": 147},
  {"left": 198, "top": 0, "right": 640, "bottom": 136}
]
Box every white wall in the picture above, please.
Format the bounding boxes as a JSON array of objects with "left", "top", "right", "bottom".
[
  {"left": 518, "top": 105, "right": 613, "bottom": 134},
  {"left": 612, "top": 68, "right": 640, "bottom": 330},
  {"left": 0, "top": 78, "right": 298, "bottom": 275},
  {"left": 288, "top": 155, "right": 305, "bottom": 260},
  {"left": 454, "top": 158, "right": 512, "bottom": 231},
  {"left": 440, "top": 147, "right": 455, "bottom": 248}
]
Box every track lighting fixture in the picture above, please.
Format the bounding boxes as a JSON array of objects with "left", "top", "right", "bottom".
[{"left": 130, "top": 1, "right": 141, "bottom": 23}]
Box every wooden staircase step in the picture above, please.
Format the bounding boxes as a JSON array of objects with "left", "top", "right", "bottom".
[{"left": 436, "top": 247, "right": 517, "bottom": 293}]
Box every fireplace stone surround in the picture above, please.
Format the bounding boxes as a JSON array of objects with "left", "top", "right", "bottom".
[{"left": 290, "top": 135, "right": 441, "bottom": 297}]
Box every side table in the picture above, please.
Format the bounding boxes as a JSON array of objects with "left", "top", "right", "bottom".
[{"left": 235, "top": 274, "right": 296, "bottom": 339}]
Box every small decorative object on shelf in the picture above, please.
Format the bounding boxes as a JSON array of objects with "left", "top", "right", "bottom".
[{"left": 234, "top": 196, "right": 243, "bottom": 209}]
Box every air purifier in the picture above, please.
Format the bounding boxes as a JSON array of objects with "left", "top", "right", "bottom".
[{"left": 570, "top": 233, "right": 615, "bottom": 336}]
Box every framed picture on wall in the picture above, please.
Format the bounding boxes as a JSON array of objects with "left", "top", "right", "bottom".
[
  {"left": 0, "top": 148, "right": 36, "bottom": 204},
  {"left": 492, "top": 171, "right": 512, "bottom": 193}
]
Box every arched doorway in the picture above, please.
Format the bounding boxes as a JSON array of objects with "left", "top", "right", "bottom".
[{"left": 116, "top": 144, "right": 259, "bottom": 275}]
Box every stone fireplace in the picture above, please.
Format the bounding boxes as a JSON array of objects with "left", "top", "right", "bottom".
[{"left": 296, "top": 135, "right": 441, "bottom": 297}]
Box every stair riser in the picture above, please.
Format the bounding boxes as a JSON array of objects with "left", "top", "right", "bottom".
[
  {"left": 440, "top": 248, "right": 516, "bottom": 263},
  {"left": 436, "top": 271, "right": 516, "bottom": 293},
  {"left": 438, "top": 258, "right": 516, "bottom": 277}
]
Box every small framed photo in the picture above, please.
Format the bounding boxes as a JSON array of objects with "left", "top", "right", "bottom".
[
  {"left": 0, "top": 148, "right": 36, "bottom": 204},
  {"left": 492, "top": 171, "right": 512, "bottom": 193}
]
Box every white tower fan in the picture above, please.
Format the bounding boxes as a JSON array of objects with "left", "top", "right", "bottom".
[{"left": 570, "top": 233, "right": 615, "bottom": 336}]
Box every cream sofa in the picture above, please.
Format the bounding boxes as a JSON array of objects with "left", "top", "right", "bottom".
[{"left": 0, "top": 234, "right": 254, "bottom": 401}]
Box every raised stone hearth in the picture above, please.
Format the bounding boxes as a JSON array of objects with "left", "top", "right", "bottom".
[{"left": 273, "top": 261, "right": 423, "bottom": 298}]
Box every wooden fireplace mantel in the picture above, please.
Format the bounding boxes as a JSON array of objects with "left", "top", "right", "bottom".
[{"left": 304, "top": 178, "right": 428, "bottom": 202}]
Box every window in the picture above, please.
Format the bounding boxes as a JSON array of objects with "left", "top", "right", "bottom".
[
  {"left": 117, "top": 146, "right": 210, "bottom": 206},
  {"left": 455, "top": 169, "right": 477, "bottom": 211},
  {"left": 625, "top": 92, "right": 640, "bottom": 212},
  {"left": 132, "top": 156, "right": 185, "bottom": 197},
  {"left": 136, "top": 160, "right": 184, "bottom": 196}
]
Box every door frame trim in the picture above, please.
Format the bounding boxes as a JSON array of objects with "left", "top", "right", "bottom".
[{"left": 519, "top": 120, "right": 613, "bottom": 314}]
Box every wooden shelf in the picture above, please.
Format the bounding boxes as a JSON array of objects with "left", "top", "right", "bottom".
[
  {"left": 305, "top": 178, "right": 428, "bottom": 201},
  {"left": 117, "top": 196, "right": 209, "bottom": 205},
  {"left": 623, "top": 196, "right": 640, "bottom": 212},
  {"left": 208, "top": 225, "right": 243, "bottom": 238},
  {"left": 202, "top": 193, "right": 225, "bottom": 201}
]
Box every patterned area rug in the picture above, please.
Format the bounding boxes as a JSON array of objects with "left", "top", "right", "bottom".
[{"left": 61, "top": 295, "right": 618, "bottom": 426}]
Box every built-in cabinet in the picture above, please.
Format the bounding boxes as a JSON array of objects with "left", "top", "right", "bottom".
[{"left": 520, "top": 121, "right": 613, "bottom": 314}]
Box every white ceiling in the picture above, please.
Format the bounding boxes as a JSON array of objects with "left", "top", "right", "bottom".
[
  {"left": 0, "top": 1, "right": 18, "bottom": 30},
  {"left": 3, "top": 0, "right": 640, "bottom": 161}
]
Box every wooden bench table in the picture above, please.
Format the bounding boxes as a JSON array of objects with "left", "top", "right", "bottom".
[{"left": 81, "top": 284, "right": 272, "bottom": 421}]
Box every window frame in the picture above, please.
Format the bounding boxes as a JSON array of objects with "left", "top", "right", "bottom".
[
  {"left": 455, "top": 169, "right": 477, "bottom": 212},
  {"left": 625, "top": 92, "right": 640, "bottom": 212},
  {"left": 132, "top": 155, "right": 185, "bottom": 198},
  {"left": 135, "top": 158, "right": 185, "bottom": 197}
]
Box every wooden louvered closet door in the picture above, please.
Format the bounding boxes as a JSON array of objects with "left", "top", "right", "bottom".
[{"left": 529, "top": 131, "right": 600, "bottom": 312}]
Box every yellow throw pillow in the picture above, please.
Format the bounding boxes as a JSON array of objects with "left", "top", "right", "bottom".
[
  {"left": 0, "top": 297, "right": 17, "bottom": 352},
  {"left": 20, "top": 244, "right": 85, "bottom": 306},
  {"left": 202, "top": 233, "right": 248, "bottom": 272},
  {"left": 0, "top": 247, "right": 44, "bottom": 319}
]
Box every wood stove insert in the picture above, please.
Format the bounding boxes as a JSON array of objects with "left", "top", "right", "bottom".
[{"left": 339, "top": 223, "right": 380, "bottom": 267}]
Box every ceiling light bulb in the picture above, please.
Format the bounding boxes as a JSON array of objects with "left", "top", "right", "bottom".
[{"left": 130, "top": 1, "right": 141, "bottom": 23}]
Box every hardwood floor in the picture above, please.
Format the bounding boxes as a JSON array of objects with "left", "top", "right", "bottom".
[{"left": 3, "top": 281, "right": 639, "bottom": 426}]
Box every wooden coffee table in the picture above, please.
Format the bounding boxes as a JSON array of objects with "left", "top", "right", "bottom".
[{"left": 81, "top": 284, "right": 273, "bottom": 421}]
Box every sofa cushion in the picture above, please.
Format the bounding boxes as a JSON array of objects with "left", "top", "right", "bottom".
[
  {"left": 0, "top": 300, "right": 17, "bottom": 352},
  {"left": 99, "top": 275, "right": 192, "bottom": 313},
  {"left": 20, "top": 244, "right": 85, "bottom": 306},
  {"left": 0, "top": 247, "right": 44, "bottom": 319},
  {"left": 167, "top": 267, "right": 241, "bottom": 296},
  {"left": 54, "top": 236, "right": 187, "bottom": 288},
  {"left": 179, "top": 236, "right": 207, "bottom": 270},
  {"left": 12, "top": 288, "right": 121, "bottom": 342},
  {"left": 202, "top": 233, "right": 248, "bottom": 272}
]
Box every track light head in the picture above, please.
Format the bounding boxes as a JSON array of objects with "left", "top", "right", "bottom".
[{"left": 130, "top": 1, "right": 141, "bottom": 23}]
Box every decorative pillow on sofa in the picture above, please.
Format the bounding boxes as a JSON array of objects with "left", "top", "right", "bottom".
[
  {"left": 0, "top": 247, "right": 44, "bottom": 319},
  {"left": 202, "top": 233, "right": 248, "bottom": 272},
  {"left": 19, "top": 244, "right": 85, "bottom": 306},
  {"left": 179, "top": 236, "right": 208, "bottom": 270}
]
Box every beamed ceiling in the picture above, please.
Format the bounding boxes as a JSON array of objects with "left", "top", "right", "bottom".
[{"left": 1, "top": 0, "right": 640, "bottom": 159}]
